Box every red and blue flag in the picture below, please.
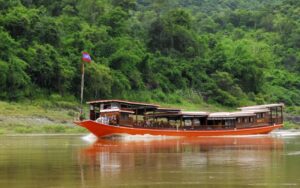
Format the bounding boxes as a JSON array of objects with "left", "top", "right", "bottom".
[{"left": 82, "top": 52, "right": 92, "bottom": 63}]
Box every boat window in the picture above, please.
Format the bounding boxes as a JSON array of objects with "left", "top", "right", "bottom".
[
  {"left": 96, "top": 116, "right": 109, "bottom": 124},
  {"left": 256, "top": 113, "right": 262, "bottom": 119},
  {"left": 193, "top": 119, "right": 200, "bottom": 126},
  {"left": 184, "top": 120, "right": 192, "bottom": 126},
  {"left": 225, "top": 120, "right": 234, "bottom": 127},
  {"left": 120, "top": 113, "right": 129, "bottom": 120},
  {"left": 104, "top": 104, "right": 110, "bottom": 109},
  {"left": 111, "top": 103, "right": 120, "bottom": 109},
  {"left": 94, "top": 106, "right": 100, "bottom": 112},
  {"left": 244, "top": 118, "right": 248, "bottom": 123},
  {"left": 237, "top": 118, "right": 241, "bottom": 123}
]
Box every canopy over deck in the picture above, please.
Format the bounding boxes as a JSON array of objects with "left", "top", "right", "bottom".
[
  {"left": 208, "top": 112, "right": 255, "bottom": 120},
  {"left": 155, "top": 107, "right": 181, "bottom": 113},
  {"left": 181, "top": 111, "right": 209, "bottom": 118},
  {"left": 238, "top": 103, "right": 284, "bottom": 111},
  {"left": 240, "top": 108, "right": 270, "bottom": 113}
]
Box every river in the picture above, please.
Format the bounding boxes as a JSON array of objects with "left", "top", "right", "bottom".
[{"left": 1, "top": 131, "right": 300, "bottom": 187}]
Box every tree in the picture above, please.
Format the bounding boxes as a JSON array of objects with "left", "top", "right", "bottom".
[
  {"left": 85, "top": 63, "right": 113, "bottom": 99},
  {"left": 78, "top": 0, "right": 105, "bottom": 24},
  {"left": 110, "top": 49, "right": 144, "bottom": 89},
  {"left": 0, "top": 60, "right": 8, "bottom": 99},
  {"left": 112, "top": 0, "right": 136, "bottom": 11},
  {"left": 6, "top": 57, "right": 30, "bottom": 100},
  {"left": 101, "top": 7, "right": 129, "bottom": 36},
  {"left": 148, "top": 9, "right": 202, "bottom": 57},
  {"left": 0, "top": 5, "right": 40, "bottom": 40}
]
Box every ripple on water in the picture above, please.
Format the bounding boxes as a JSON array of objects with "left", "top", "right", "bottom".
[
  {"left": 81, "top": 133, "right": 98, "bottom": 143},
  {"left": 248, "top": 183, "right": 298, "bottom": 186},
  {"left": 286, "top": 151, "right": 300, "bottom": 156},
  {"left": 271, "top": 130, "right": 300, "bottom": 138},
  {"left": 81, "top": 133, "right": 181, "bottom": 143}
]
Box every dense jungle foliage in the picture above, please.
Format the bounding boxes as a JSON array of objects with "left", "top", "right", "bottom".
[{"left": 0, "top": 0, "right": 299, "bottom": 107}]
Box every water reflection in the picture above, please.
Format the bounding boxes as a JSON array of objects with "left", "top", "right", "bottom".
[
  {"left": 1, "top": 134, "right": 300, "bottom": 187},
  {"left": 79, "top": 136, "right": 284, "bottom": 187}
]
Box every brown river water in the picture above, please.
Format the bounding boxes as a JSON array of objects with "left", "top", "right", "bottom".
[{"left": 1, "top": 131, "right": 300, "bottom": 188}]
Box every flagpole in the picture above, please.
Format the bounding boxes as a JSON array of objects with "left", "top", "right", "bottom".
[
  {"left": 80, "top": 61, "right": 85, "bottom": 116},
  {"left": 79, "top": 52, "right": 91, "bottom": 120}
]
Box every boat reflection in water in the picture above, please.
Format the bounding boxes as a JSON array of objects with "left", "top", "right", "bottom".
[{"left": 78, "top": 136, "right": 284, "bottom": 187}]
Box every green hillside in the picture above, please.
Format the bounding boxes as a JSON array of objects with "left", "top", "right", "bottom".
[{"left": 0, "top": 0, "right": 299, "bottom": 109}]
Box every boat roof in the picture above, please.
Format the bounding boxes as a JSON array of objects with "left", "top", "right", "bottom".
[
  {"left": 87, "top": 99, "right": 159, "bottom": 108},
  {"left": 156, "top": 107, "right": 181, "bottom": 113},
  {"left": 181, "top": 111, "right": 209, "bottom": 117},
  {"left": 238, "top": 103, "right": 284, "bottom": 110},
  {"left": 208, "top": 112, "right": 255, "bottom": 120},
  {"left": 240, "top": 108, "right": 270, "bottom": 113}
]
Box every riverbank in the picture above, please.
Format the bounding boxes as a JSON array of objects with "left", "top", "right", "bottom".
[
  {"left": 0, "top": 100, "right": 299, "bottom": 134},
  {"left": 0, "top": 100, "right": 86, "bottom": 134}
]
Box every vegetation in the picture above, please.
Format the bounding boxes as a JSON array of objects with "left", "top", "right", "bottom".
[
  {"left": 0, "top": 0, "right": 299, "bottom": 130},
  {"left": 1, "top": 123, "right": 86, "bottom": 134},
  {"left": 0, "top": 100, "right": 87, "bottom": 134},
  {"left": 283, "top": 121, "right": 300, "bottom": 130}
]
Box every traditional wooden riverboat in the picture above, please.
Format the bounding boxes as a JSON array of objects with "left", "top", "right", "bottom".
[{"left": 75, "top": 100, "right": 283, "bottom": 137}]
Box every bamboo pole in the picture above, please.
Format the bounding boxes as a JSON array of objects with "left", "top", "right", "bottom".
[{"left": 80, "top": 62, "right": 85, "bottom": 116}]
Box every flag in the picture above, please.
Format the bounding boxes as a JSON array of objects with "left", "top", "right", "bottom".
[{"left": 82, "top": 52, "right": 92, "bottom": 63}]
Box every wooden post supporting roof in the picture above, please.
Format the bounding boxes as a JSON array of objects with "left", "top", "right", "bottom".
[
  {"left": 192, "top": 118, "right": 195, "bottom": 129},
  {"left": 135, "top": 108, "right": 138, "bottom": 126},
  {"left": 281, "top": 106, "right": 283, "bottom": 123},
  {"left": 270, "top": 110, "right": 272, "bottom": 124},
  {"left": 180, "top": 117, "right": 183, "bottom": 129},
  {"left": 276, "top": 107, "right": 278, "bottom": 123}
]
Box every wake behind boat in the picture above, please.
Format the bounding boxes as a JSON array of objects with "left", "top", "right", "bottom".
[{"left": 75, "top": 100, "right": 283, "bottom": 137}]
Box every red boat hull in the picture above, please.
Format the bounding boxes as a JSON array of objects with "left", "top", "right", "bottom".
[{"left": 75, "top": 120, "right": 283, "bottom": 137}]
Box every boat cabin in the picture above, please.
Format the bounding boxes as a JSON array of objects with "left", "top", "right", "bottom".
[
  {"left": 86, "top": 99, "right": 284, "bottom": 130},
  {"left": 238, "top": 103, "right": 284, "bottom": 124},
  {"left": 148, "top": 111, "right": 209, "bottom": 129},
  {"left": 207, "top": 112, "right": 256, "bottom": 129},
  {"left": 88, "top": 99, "right": 159, "bottom": 126}
]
